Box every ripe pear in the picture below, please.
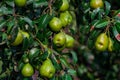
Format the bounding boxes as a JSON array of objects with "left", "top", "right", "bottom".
[
  {"left": 21, "top": 63, "right": 34, "bottom": 77},
  {"left": 14, "top": 0, "right": 27, "bottom": 7},
  {"left": 90, "top": 0, "right": 104, "bottom": 9},
  {"left": 108, "top": 37, "right": 114, "bottom": 52},
  {"left": 39, "top": 59, "right": 56, "bottom": 78},
  {"left": 53, "top": 32, "right": 66, "bottom": 47},
  {"left": 65, "top": 34, "right": 75, "bottom": 48},
  {"left": 11, "top": 30, "right": 23, "bottom": 46},
  {"left": 95, "top": 33, "right": 108, "bottom": 51}
]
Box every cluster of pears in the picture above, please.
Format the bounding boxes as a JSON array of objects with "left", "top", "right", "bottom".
[
  {"left": 48, "top": 0, "right": 75, "bottom": 50},
  {"left": 95, "top": 33, "right": 114, "bottom": 52},
  {"left": 53, "top": 32, "right": 75, "bottom": 51},
  {"left": 21, "top": 50, "right": 56, "bottom": 78},
  {"left": 49, "top": 0, "right": 72, "bottom": 32}
]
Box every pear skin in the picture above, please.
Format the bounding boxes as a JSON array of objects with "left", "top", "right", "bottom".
[
  {"left": 39, "top": 59, "right": 56, "bottom": 78},
  {"left": 108, "top": 37, "right": 114, "bottom": 52},
  {"left": 95, "top": 33, "right": 108, "bottom": 51}
]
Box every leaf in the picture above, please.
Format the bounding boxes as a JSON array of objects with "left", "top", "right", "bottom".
[
  {"left": 67, "top": 69, "right": 77, "bottom": 76},
  {"left": 77, "top": 64, "right": 88, "bottom": 75},
  {"left": 5, "top": 0, "right": 14, "bottom": 7},
  {"left": 53, "top": 0, "right": 62, "bottom": 10},
  {"left": 33, "top": 0, "right": 48, "bottom": 8},
  {"left": 95, "top": 19, "right": 109, "bottom": 28},
  {"left": 64, "top": 74, "right": 72, "bottom": 80},
  {"left": 91, "top": 8, "right": 101, "bottom": 20},
  {"left": 7, "top": 19, "right": 15, "bottom": 34},
  {"left": 0, "top": 6, "right": 13, "bottom": 15},
  {"left": 2, "top": 33, "right": 7, "bottom": 41},
  {"left": 70, "top": 51, "right": 78, "bottom": 64},
  {"left": 0, "top": 60, "right": 3, "bottom": 74},
  {"left": 20, "top": 17, "right": 34, "bottom": 28},
  {"left": 60, "top": 57, "right": 69, "bottom": 68},
  {"left": 105, "top": 1, "right": 111, "bottom": 15},
  {"left": 22, "top": 38, "right": 30, "bottom": 51},
  {"left": 0, "top": 20, "right": 7, "bottom": 30},
  {"left": 52, "top": 58, "right": 62, "bottom": 70},
  {"left": 38, "top": 14, "right": 53, "bottom": 29},
  {"left": 112, "top": 26, "right": 120, "bottom": 42},
  {"left": 115, "top": 22, "right": 120, "bottom": 33}
]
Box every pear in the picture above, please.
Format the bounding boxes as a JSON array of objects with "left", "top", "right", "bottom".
[
  {"left": 39, "top": 59, "right": 56, "bottom": 78},
  {"left": 65, "top": 34, "right": 75, "bottom": 48},
  {"left": 95, "top": 33, "right": 108, "bottom": 51},
  {"left": 108, "top": 37, "right": 114, "bottom": 52},
  {"left": 90, "top": 0, "right": 104, "bottom": 9},
  {"left": 21, "top": 63, "right": 34, "bottom": 77},
  {"left": 53, "top": 32, "right": 66, "bottom": 47}
]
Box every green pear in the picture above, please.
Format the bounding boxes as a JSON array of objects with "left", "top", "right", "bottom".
[
  {"left": 108, "top": 37, "right": 114, "bottom": 52},
  {"left": 95, "top": 33, "right": 108, "bottom": 51},
  {"left": 39, "top": 59, "right": 56, "bottom": 78},
  {"left": 21, "top": 63, "right": 34, "bottom": 77},
  {"left": 65, "top": 34, "right": 75, "bottom": 48},
  {"left": 90, "top": 0, "right": 104, "bottom": 9},
  {"left": 53, "top": 32, "right": 66, "bottom": 47}
]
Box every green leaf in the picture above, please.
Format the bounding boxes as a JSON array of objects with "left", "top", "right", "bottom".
[
  {"left": 77, "top": 64, "right": 87, "bottom": 76},
  {"left": 91, "top": 8, "right": 101, "bottom": 20},
  {"left": 115, "top": 22, "right": 120, "bottom": 33},
  {"left": 0, "top": 6, "right": 13, "bottom": 15},
  {"left": 105, "top": 1, "right": 111, "bottom": 15},
  {"left": 28, "top": 47, "right": 40, "bottom": 61},
  {"left": 0, "top": 20, "right": 7, "bottom": 30},
  {"left": 53, "top": 0, "right": 62, "bottom": 10},
  {"left": 5, "top": 0, "right": 14, "bottom": 7},
  {"left": 6, "top": 19, "right": 15, "bottom": 34},
  {"left": 67, "top": 69, "right": 77, "bottom": 76},
  {"left": 60, "top": 57, "right": 69, "bottom": 68},
  {"left": 64, "top": 74, "right": 72, "bottom": 80},
  {"left": 33, "top": 0, "right": 48, "bottom": 8},
  {"left": 70, "top": 51, "right": 78, "bottom": 64},
  {"left": 37, "top": 14, "right": 53, "bottom": 29},
  {"left": 22, "top": 38, "right": 30, "bottom": 51},
  {"left": 95, "top": 19, "right": 109, "bottom": 28},
  {"left": 0, "top": 60, "right": 3, "bottom": 74},
  {"left": 87, "top": 72, "right": 94, "bottom": 80},
  {"left": 112, "top": 26, "right": 120, "bottom": 42},
  {"left": 2, "top": 33, "right": 7, "bottom": 41},
  {"left": 20, "top": 17, "right": 34, "bottom": 28}
]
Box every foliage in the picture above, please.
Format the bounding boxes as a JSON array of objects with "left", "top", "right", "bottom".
[{"left": 0, "top": 0, "right": 120, "bottom": 80}]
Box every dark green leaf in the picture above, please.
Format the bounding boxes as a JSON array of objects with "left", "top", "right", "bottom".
[
  {"left": 64, "top": 74, "right": 72, "bottom": 80},
  {"left": 38, "top": 14, "right": 53, "bottom": 29},
  {"left": 0, "top": 60, "right": 3, "bottom": 74},
  {"left": 33, "top": 0, "right": 48, "bottom": 8},
  {"left": 0, "top": 20, "right": 6, "bottom": 30},
  {"left": 22, "top": 38, "right": 30, "bottom": 51},
  {"left": 105, "top": 1, "right": 111, "bottom": 15},
  {"left": 60, "top": 57, "right": 69, "bottom": 68},
  {"left": 67, "top": 69, "right": 77, "bottom": 76},
  {"left": 95, "top": 19, "right": 109, "bottom": 28},
  {"left": 0, "top": 6, "right": 13, "bottom": 15},
  {"left": 112, "top": 26, "right": 120, "bottom": 42},
  {"left": 91, "top": 8, "right": 100, "bottom": 20},
  {"left": 7, "top": 19, "right": 15, "bottom": 34},
  {"left": 5, "top": 0, "right": 14, "bottom": 7},
  {"left": 20, "top": 17, "right": 34, "bottom": 28},
  {"left": 2, "top": 33, "right": 7, "bottom": 41},
  {"left": 115, "top": 22, "right": 120, "bottom": 33},
  {"left": 53, "top": 0, "right": 62, "bottom": 10},
  {"left": 70, "top": 51, "right": 78, "bottom": 64}
]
